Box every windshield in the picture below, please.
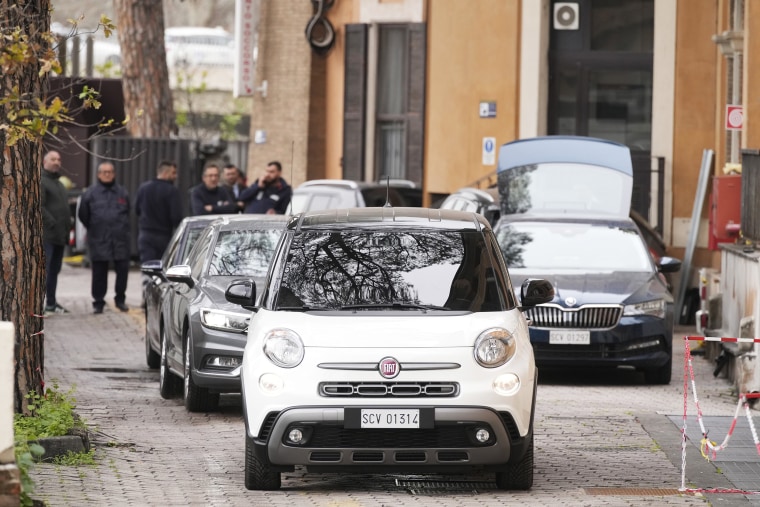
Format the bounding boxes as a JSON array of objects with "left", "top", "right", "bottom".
[
  {"left": 208, "top": 229, "right": 283, "bottom": 277},
  {"left": 498, "top": 162, "right": 632, "bottom": 217},
  {"left": 495, "top": 222, "right": 652, "bottom": 272},
  {"left": 276, "top": 229, "right": 510, "bottom": 311}
]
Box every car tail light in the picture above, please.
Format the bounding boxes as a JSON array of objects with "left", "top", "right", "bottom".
[{"left": 700, "top": 312, "right": 709, "bottom": 330}]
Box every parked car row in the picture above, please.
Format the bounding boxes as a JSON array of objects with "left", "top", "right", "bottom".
[
  {"left": 141, "top": 214, "right": 287, "bottom": 412},
  {"left": 139, "top": 136, "right": 680, "bottom": 492}
]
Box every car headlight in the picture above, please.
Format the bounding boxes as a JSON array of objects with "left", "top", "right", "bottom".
[
  {"left": 623, "top": 299, "right": 666, "bottom": 319},
  {"left": 200, "top": 308, "right": 250, "bottom": 333},
  {"left": 474, "top": 328, "right": 516, "bottom": 368},
  {"left": 263, "top": 328, "right": 304, "bottom": 368}
]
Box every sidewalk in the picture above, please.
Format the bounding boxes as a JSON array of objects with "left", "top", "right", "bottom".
[{"left": 27, "top": 262, "right": 760, "bottom": 506}]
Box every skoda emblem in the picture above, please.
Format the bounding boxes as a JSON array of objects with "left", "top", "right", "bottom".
[
  {"left": 565, "top": 297, "right": 577, "bottom": 307},
  {"left": 378, "top": 357, "right": 400, "bottom": 379}
]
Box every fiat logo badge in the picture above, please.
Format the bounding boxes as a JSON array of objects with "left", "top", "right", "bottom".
[
  {"left": 565, "top": 297, "right": 577, "bottom": 307},
  {"left": 378, "top": 357, "right": 400, "bottom": 379}
]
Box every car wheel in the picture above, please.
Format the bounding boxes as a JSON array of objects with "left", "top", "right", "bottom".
[
  {"left": 159, "top": 325, "right": 180, "bottom": 398},
  {"left": 145, "top": 308, "right": 160, "bottom": 369},
  {"left": 644, "top": 357, "right": 672, "bottom": 385},
  {"left": 244, "top": 433, "right": 280, "bottom": 490},
  {"left": 183, "top": 328, "right": 219, "bottom": 412},
  {"left": 495, "top": 431, "right": 533, "bottom": 490}
]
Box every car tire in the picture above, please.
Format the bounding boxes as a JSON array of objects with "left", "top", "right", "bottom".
[
  {"left": 244, "top": 434, "right": 280, "bottom": 490},
  {"left": 159, "top": 325, "right": 181, "bottom": 398},
  {"left": 183, "top": 329, "right": 219, "bottom": 412},
  {"left": 495, "top": 431, "right": 533, "bottom": 490},
  {"left": 145, "top": 308, "right": 160, "bottom": 369},
  {"left": 644, "top": 357, "right": 672, "bottom": 385}
]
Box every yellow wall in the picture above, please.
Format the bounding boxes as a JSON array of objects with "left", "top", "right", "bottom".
[
  {"left": 744, "top": 0, "right": 760, "bottom": 148},
  {"left": 424, "top": 0, "right": 520, "bottom": 197},
  {"left": 672, "top": 1, "right": 719, "bottom": 220},
  {"left": 321, "top": 0, "right": 359, "bottom": 180}
]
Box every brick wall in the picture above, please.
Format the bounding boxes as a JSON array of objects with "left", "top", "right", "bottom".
[{"left": 247, "top": 0, "right": 315, "bottom": 186}]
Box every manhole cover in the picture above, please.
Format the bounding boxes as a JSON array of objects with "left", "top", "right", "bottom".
[
  {"left": 585, "top": 488, "right": 691, "bottom": 496},
  {"left": 396, "top": 479, "right": 496, "bottom": 495}
]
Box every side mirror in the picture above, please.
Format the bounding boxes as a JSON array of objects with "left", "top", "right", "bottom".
[
  {"left": 225, "top": 279, "right": 257, "bottom": 310},
  {"left": 520, "top": 278, "right": 555, "bottom": 309},
  {"left": 165, "top": 265, "right": 194, "bottom": 288},
  {"left": 658, "top": 256, "right": 682, "bottom": 274},
  {"left": 140, "top": 259, "right": 164, "bottom": 278}
]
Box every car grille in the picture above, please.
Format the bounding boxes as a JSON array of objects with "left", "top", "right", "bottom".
[
  {"left": 319, "top": 382, "right": 459, "bottom": 397},
  {"left": 524, "top": 304, "right": 623, "bottom": 330},
  {"left": 307, "top": 426, "right": 481, "bottom": 448}
]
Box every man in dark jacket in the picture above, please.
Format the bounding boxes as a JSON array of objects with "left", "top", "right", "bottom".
[
  {"left": 222, "top": 163, "right": 247, "bottom": 201},
  {"left": 238, "top": 161, "right": 292, "bottom": 214},
  {"left": 190, "top": 164, "right": 238, "bottom": 215},
  {"left": 78, "top": 162, "right": 131, "bottom": 314},
  {"left": 135, "top": 160, "right": 183, "bottom": 263},
  {"left": 41, "top": 150, "right": 72, "bottom": 315}
]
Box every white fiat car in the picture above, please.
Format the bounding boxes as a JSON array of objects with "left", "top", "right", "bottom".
[{"left": 225, "top": 207, "right": 554, "bottom": 491}]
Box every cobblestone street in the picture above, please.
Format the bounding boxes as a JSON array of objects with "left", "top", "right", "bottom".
[{"left": 28, "top": 263, "right": 759, "bottom": 506}]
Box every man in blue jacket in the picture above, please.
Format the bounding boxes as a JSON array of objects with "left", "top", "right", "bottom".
[
  {"left": 238, "top": 161, "right": 292, "bottom": 214},
  {"left": 78, "top": 162, "right": 131, "bottom": 314},
  {"left": 135, "top": 160, "right": 183, "bottom": 263}
]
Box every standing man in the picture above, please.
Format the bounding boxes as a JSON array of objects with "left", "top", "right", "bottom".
[
  {"left": 190, "top": 164, "right": 238, "bottom": 215},
  {"left": 222, "top": 163, "right": 247, "bottom": 200},
  {"left": 78, "top": 162, "right": 131, "bottom": 314},
  {"left": 41, "top": 150, "right": 72, "bottom": 315},
  {"left": 135, "top": 160, "right": 183, "bottom": 263},
  {"left": 238, "top": 161, "right": 292, "bottom": 214}
]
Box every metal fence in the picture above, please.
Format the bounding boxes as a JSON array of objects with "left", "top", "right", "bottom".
[{"left": 741, "top": 149, "right": 760, "bottom": 241}]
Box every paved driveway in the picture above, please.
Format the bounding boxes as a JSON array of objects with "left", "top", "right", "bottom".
[{"left": 28, "top": 263, "right": 759, "bottom": 506}]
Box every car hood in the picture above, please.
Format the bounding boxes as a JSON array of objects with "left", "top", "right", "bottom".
[
  {"left": 510, "top": 270, "right": 671, "bottom": 306},
  {"left": 249, "top": 309, "right": 528, "bottom": 348}
]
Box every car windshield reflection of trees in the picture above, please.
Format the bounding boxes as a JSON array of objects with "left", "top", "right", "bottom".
[
  {"left": 277, "top": 230, "right": 506, "bottom": 311},
  {"left": 209, "top": 230, "right": 282, "bottom": 277}
]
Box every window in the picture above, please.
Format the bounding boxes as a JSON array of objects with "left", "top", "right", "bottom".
[{"left": 343, "top": 23, "right": 426, "bottom": 184}]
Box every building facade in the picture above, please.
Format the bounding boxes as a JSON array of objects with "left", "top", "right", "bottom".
[{"left": 248, "top": 0, "right": 760, "bottom": 277}]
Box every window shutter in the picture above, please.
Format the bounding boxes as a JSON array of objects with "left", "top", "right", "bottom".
[
  {"left": 405, "top": 23, "right": 426, "bottom": 185},
  {"left": 342, "top": 24, "right": 368, "bottom": 181}
]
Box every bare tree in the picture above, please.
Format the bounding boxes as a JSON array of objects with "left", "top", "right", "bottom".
[
  {"left": 113, "top": 0, "right": 175, "bottom": 137},
  {"left": 0, "top": 0, "right": 51, "bottom": 412}
]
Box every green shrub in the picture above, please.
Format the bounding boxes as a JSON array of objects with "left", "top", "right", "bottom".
[{"left": 13, "top": 381, "right": 86, "bottom": 506}]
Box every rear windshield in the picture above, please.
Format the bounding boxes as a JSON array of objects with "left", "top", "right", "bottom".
[{"left": 275, "top": 229, "right": 513, "bottom": 312}]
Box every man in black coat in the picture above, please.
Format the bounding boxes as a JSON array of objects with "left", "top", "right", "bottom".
[
  {"left": 41, "top": 150, "right": 72, "bottom": 315},
  {"left": 135, "top": 160, "right": 183, "bottom": 263},
  {"left": 190, "top": 164, "right": 238, "bottom": 215},
  {"left": 238, "top": 160, "right": 292, "bottom": 214},
  {"left": 78, "top": 162, "right": 131, "bottom": 314}
]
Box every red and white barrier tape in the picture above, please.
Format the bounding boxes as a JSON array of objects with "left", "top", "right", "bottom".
[{"left": 680, "top": 336, "right": 760, "bottom": 494}]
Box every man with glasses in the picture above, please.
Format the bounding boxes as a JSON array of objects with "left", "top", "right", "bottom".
[
  {"left": 190, "top": 164, "right": 238, "bottom": 215},
  {"left": 78, "top": 162, "right": 131, "bottom": 314}
]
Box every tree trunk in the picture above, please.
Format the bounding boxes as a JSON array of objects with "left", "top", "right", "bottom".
[
  {"left": 0, "top": 0, "right": 50, "bottom": 413},
  {"left": 114, "top": 0, "right": 175, "bottom": 137}
]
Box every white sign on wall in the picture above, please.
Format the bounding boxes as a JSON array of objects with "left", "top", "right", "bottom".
[
  {"left": 482, "top": 137, "right": 496, "bottom": 166},
  {"left": 234, "top": 0, "right": 257, "bottom": 97}
]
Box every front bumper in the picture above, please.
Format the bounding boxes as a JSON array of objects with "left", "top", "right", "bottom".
[
  {"left": 250, "top": 406, "right": 532, "bottom": 473},
  {"left": 190, "top": 322, "right": 247, "bottom": 392},
  {"left": 530, "top": 316, "right": 672, "bottom": 368}
]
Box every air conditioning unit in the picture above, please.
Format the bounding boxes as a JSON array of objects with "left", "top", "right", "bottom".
[{"left": 553, "top": 2, "right": 579, "bottom": 30}]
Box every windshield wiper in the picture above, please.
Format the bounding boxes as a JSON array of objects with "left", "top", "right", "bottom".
[
  {"left": 276, "top": 305, "right": 332, "bottom": 312},
  {"left": 339, "top": 302, "right": 447, "bottom": 312}
]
